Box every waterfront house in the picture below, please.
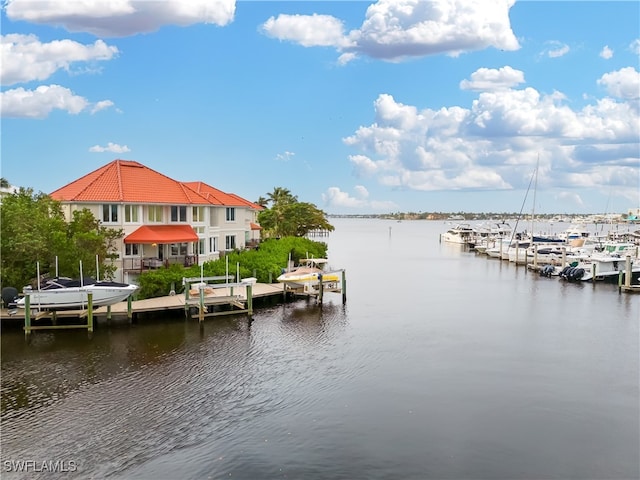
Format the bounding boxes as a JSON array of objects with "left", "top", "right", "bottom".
[{"left": 50, "top": 159, "right": 262, "bottom": 283}]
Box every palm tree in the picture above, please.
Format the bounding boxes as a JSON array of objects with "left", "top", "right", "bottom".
[
  {"left": 267, "top": 187, "right": 296, "bottom": 207},
  {"left": 255, "top": 196, "right": 269, "bottom": 208}
]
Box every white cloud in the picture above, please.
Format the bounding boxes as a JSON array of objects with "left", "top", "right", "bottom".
[
  {"left": 4, "top": 0, "right": 236, "bottom": 37},
  {"left": 349, "top": 154, "right": 383, "bottom": 178},
  {"left": 554, "top": 191, "right": 584, "bottom": 207},
  {"left": 91, "top": 100, "right": 115, "bottom": 114},
  {"left": 1, "top": 34, "right": 118, "bottom": 86},
  {"left": 89, "top": 142, "right": 131, "bottom": 153},
  {"left": 275, "top": 151, "right": 295, "bottom": 162},
  {"left": 630, "top": 39, "right": 640, "bottom": 55},
  {"left": 0, "top": 85, "right": 89, "bottom": 118},
  {"left": 261, "top": 0, "right": 519, "bottom": 63},
  {"left": 599, "top": 45, "right": 613, "bottom": 60},
  {"left": 322, "top": 187, "right": 369, "bottom": 208},
  {"left": 460, "top": 66, "right": 525, "bottom": 91},
  {"left": 261, "top": 14, "right": 349, "bottom": 48},
  {"left": 343, "top": 72, "right": 639, "bottom": 198},
  {"left": 545, "top": 42, "right": 570, "bottom": 58},
  {"left": 597, "top": 67, "right": 640, "bottom": 100},
  {"left": 354, "top": 185, "right": 369, "bottom": 199},
  {"left": 322, "top": 186, "right": 397, "bottom": 211}
]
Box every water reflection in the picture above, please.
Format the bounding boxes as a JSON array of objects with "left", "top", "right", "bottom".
[{"left": 1, "top": 219, "right": 638, "bottom": 480}]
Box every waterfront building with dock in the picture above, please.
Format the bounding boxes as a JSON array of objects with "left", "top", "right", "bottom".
[{"left": 49, "top": 159, "right": 264, "bottom": 284}]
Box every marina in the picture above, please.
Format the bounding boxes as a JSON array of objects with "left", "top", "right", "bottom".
[{"left": 1, "top": 218, "right": 638, "bottom": 480}]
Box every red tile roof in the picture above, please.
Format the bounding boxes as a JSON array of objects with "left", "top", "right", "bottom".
[
  {"left": 49, "top": 159, "right": 254, "bottom": 207},
  {"left": 183, "top": 182, "right": 263, "bottom": 210}
]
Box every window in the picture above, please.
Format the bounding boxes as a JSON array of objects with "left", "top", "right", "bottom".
[
  {"left": 148, "top": 206, "right": 163, "bottom": 222},
  {"left": 226, "top": 207, "right": 235, "bottom": 222},
  {"left": 198, "top": 239, "right": 206, "bottom": 255},
  {"left": 170, "top": 243, "right": 188, "bottom": 256},
  {"left": 209, "top": 237, "right": 219, "bottom": 253},
  {"left": 194, "top": 226, "right": 205, "bottom": 234},
  {"left": 102, "top": 204, "right": 118, "bottom": 222},
  {"left": 192, "top": 206, "right": 205, "bottom": 223},
  {"left": 225, "top": 235, "right": 236, "bottom": 250},
  {"left": 125, "top": 243, "right": 139, "bottom": 256},
  {"left": 171, "top": 206, "right": 187, "bottom": 222},
  {"left": 124, "top": 205, "right": 139, "bottom": 223}
]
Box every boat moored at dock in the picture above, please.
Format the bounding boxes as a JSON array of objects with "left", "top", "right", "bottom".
[{"left": 16, "top": 277, "right": 139, "bottom": 310}]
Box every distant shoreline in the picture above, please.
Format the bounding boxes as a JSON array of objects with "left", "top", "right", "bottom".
[{"left": 328, "top": 213, "right": 638, "bottom": 223}]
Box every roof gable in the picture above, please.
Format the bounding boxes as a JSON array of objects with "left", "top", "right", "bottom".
[{"left": 50, "top": 159, "right": 212, "bottom": 205}]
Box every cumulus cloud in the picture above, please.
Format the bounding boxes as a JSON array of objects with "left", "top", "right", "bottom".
[
  {"left": 89, "top": 142, "right": 131, "bottom": 153},
  {"left": 460, "top": 66, "right": 525, "bottom": 91},
  {"left": 554, "top": 191, "right": 584, "bottom": 208},
  {"left": 0, "top": 85, "right": 114, "bottom": 118},
  {"left": 4, "top": 0, "right": 236, "bottom": 37},
  {"left": 343, "top": 67, "right": 639, "bottom": 199},
  {"left": 1, "top": 34, "right": 118, "bottom": 85},
  {"left": 630, "top": 39, "right": 640, "bottom": 55},
  {"left": 599, "top": 45, "right": 613, "bottom": 60},
  {"left": 322, "top": 186, "right": 398, "bottom": 211},
  {"left": 597, "top": 67, "right": 640, "bottom": 100},
  {"left": 261, "top": 0, "right": 519, "bottom": 63},
  {"left": 1, "top": 85, "right": 90, "bottom": 118},
  {"left": 261, "top": 13, "right": 349, "bottom": 48}
]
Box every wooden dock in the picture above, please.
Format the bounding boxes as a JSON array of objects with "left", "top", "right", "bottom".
[
  {"left": 1, "top": 277, "right": 347, "bottom": 335},
  {"left": 1, "top": 282, "right": 284, "bottom": 321}
]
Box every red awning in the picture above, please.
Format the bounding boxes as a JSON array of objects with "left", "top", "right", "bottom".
[
  {"left": 124, "top": 225, "right": 198, "bottom": 244},
  {"left": 250, "top": 222, "right": 262, "bottom": 230}
]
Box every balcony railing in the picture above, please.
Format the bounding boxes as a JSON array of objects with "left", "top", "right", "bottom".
[{"left": 122, "top": 255, "right": 197, "bottom": 271}]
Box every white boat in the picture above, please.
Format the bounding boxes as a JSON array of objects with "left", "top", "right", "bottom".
[
  {"left": 559, "top": 246, "right": 639, "bottom": 282},
  {"left": 558, "top": 224, "right": 591, "bottom": 242},
  {"left": 441, "top": 223, "right": 476, "bottom": 246},
  {"left": 474, "top": 222, "right": 513, "bottom": 254},
  {"left": 16, "top": 277, "right": 138, "bottom": 310},
  {"left": 277, "top": 259, "right": 342, "bottom": 290},
  {"left": 507, "top": 240, "right": 532, "bottom": 263},
  {"left": 485, "top": 238, "right": 512, "bottom": 258},
  {"left": 525, "top": 244, "right": 583, "bottom": 266}
]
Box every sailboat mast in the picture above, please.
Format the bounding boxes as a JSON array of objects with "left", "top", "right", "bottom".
[{"left": 531, "top": 154, "right": 539, "bottom": 237}]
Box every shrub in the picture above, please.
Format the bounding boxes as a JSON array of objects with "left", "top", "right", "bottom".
[{"left": 136, "top": 237, "right": 328, "bottom": 299}]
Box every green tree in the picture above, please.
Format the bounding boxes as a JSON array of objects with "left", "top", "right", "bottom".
[
  {"left": 255, "top": 196, "right": 269, "bottom": 208},
  {"left": 0, "top": 178, "right": 9, "bottom": 188},
  {"left": 266, "top": 187, "right": 297, "bottom": 206},
  {"left": 0, "top": 188, "right": 122, "bottom": 288},
  {"left": 258, "top": 187, "right": 334, "bottom": 237}
]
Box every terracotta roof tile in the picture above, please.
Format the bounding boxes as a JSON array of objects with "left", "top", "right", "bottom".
[
  {"left": 50, "top": 160, "right": 213, "bottom": 205},
  {"left": 182, "top": 181, "right": 259, "bottom": 208}
]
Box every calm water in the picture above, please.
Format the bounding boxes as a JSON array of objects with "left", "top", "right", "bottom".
[{"left": 1, "top": 219, "right": 638, "bottom": 480}]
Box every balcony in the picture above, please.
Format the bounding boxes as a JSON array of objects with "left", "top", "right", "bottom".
[{"left": 123, "top": 255, "right": 197, "bottom": 272}]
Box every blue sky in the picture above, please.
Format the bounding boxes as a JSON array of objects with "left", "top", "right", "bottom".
[{"left": 1, "top": 0, "right": 639, "bottom": 215}]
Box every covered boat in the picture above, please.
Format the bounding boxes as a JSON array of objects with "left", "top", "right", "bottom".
[{"left": 16, "top": 277, "right": 138, "bottom": 310}]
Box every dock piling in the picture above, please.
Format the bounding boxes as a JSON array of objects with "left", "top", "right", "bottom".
[
  {"left": 24, "top": 293, "right": 31, "bottom": 337},
  {"left": 341, "top": 270, "right": 347, "bottom": 304},
  {"left": 247, "top": 284, "right": 253, "bottom": 317},
  {"left": 87, "top": 292, "right": 94, "bottom": 333}
]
